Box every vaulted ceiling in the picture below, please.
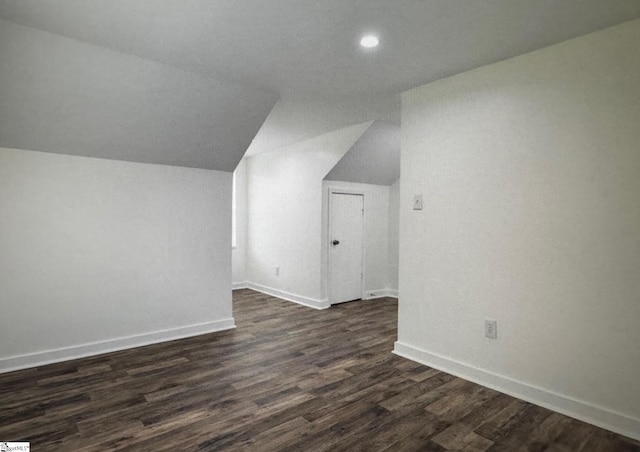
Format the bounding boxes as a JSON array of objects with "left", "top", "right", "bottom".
[{"left": 1, "top": 1, "right": 639, "bottom": 169}]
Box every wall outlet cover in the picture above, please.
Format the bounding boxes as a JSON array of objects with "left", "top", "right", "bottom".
[{"left": 484, "top": 319, "right": 498, "bottom": 339}]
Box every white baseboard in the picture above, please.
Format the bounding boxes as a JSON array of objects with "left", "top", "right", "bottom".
[
  {"left": 232, "top": 281, "right": 249, "bottom": 290},
  {"left": 363, "top": 288, "right": 398, "bottom": 300},
  {"left": 393, "top": 341, "right": 640, "bottom": 442},
  {"left": 247, "top": 282, "right": 330, "bottom": 310},
  {"left": 0, "top": 318, "right": 236, "bottom": 374},
  {"left": 386, "top": 289, "right": 399, "bottom": 298}
]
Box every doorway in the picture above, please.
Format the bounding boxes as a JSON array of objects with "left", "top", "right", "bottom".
[{"left": 328, "top": 191, "right": 364, "bottom": 304}]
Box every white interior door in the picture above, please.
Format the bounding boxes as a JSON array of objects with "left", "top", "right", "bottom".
[{"left": 329, "top": 192, "right": 364, "bottom": 303}]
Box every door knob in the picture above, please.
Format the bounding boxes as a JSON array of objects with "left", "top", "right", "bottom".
[{"left": 332, "top": 240, "right": 340, "bottom": 246}]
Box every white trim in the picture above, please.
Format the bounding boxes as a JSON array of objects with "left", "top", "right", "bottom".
[
  {"left": 363, "top": 288, "right": 398, "bottom": 300},
  {"left": 247, "top": 282, "right": 330, "bottom": 310},
  {"left": 386, "top": 289, "right": 399, "bottom": 298},
  {"left": 393, "top": 341, "right": 640, "bottom": 442},
  {"left": 363, "top": 289, "right": 386, "bottom": 300},
  {"left": 232, "top": 281, "right": 249, "bottom": 290},
  {"left": 0, "top": 318, "right": 236, "bottom": 374}
]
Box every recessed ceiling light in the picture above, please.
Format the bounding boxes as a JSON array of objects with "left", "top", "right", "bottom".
[{"left": 360, "top": 34, "right": 379, "bottom": 48}]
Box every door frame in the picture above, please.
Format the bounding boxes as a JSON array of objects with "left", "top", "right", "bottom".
[{"left": 326, "top": 187, "right": 366, "bottom": 304}]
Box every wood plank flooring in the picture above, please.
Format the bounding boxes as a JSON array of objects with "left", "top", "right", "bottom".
[{"left": 1, "top": 289, "right": 639, "bottom": 451}]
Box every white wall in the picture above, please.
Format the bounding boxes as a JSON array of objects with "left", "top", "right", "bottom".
[
  {"left": 387, "top": 179, "right": 400, "bottom": 295},
  {"left": 0, "top": 147, "right": 234, "bottom": 372},
  {"left": 245, "top": 123, "right": 371, "bottom": 308},
  {"left": 321, "top": 181, "right": 393, "bottom": 300},
  {"left": 232, "top": 158, "right": 248, "bottom": 287},
  {"left": 397, "top": 20, "right": 640, "bottom": 439}
]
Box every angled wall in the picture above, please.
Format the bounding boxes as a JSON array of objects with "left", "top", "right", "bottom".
[
  {"left": 0, "top": 18, "right": 277, "bottom": 170},
  {"left": 0, "top": 18, "right": 267, "bottom": 371},
  {"left": 245, "top": 95, "right": 400, "bottom": 156},
  {"left": 324, "top": 121, "right": 400, "bottom": 186},
  {"left": 397, "top": 20, "right": 640, "bottom": 439}
]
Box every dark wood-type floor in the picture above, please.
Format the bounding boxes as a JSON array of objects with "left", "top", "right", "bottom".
[{"left": 1, "top": 289, "right": 639, "bottom": 451}]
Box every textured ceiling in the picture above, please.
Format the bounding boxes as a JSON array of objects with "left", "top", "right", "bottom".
[{"left": 1, "top": 0, "right": 639, "bottom": 100}]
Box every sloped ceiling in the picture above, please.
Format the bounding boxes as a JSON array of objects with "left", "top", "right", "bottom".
[
  {"left": 1, "top": 1, "right": 639, "bottom": 167},
  {"left": 324, "top": 121, "right": 400, "bottom": 186},
  {"left": 245, "top": 95, "right": 400, "bottom": 156},
  {"left": 0, "top": 19, "right": 277, "bottom": 170}
]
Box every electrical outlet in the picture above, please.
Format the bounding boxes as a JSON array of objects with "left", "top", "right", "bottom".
[
  {"left": 275, "top": 266, "right": 280, "bottom": 276},
  {"left": 484, "top": 319, "right": 497, "bottom": 339}
]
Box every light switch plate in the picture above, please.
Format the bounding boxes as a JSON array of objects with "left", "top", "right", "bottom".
[{"left": 413, "top": 194, "right": 423, "bottom": 210}]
